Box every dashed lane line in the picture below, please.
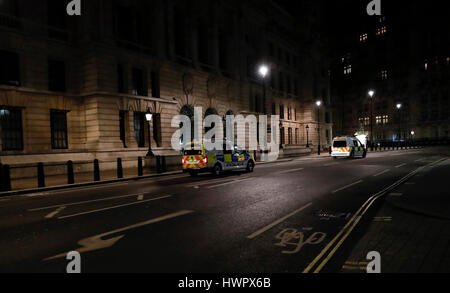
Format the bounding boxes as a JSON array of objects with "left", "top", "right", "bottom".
[
  {"left": 277, "top": 168, "right": 305, "bottom": 175},
  {"left": 45, "top": 206, "right": 66, "bottom": 219},
  {"left": 395, "top": 163, "right": 407, "bottom": 168},
  {"left": 207, "top": 178, "right": 253, "bottom": 189},
  {"left": 331, "top": 180, "right": 363, "bottom": 194},
  {"left": 373, "top": 169, "right": 390, "bottom": 177}
]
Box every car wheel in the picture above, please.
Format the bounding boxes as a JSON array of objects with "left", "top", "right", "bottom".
[
  {"left": 246, "top": 161, "right": 255, "bottom": 173},
  {"left": 213, "top": 164, "right": 222, "bottom": 176},
  {"left": 333, "top": 156, "right": 337, "bottom": 160},
  {"left": 362, "top": 151, "right": 367, "bottom": 158}
]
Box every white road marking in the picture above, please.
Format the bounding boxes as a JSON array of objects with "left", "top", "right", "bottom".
[
  {"left": 247, "top": 202, "right": 313, "bottom": 239},
  {"left": 388, "top": 193, "right": 403, "bottom": 197},
  {"left": 45, "top": 206, "right": 66, "bottom": 219},
  {"left": 137, "top": 194, "right": 144, "bottom": 201},
  {"left": 23, "top": 193, "right": 45, "bottom": 198},
  {"left": 304, "top": 157, "right": 447, "bottom": 274},
  {"left": 277, "top": 168, "right": 304, "bottom": 174},
  {"left": 373, "top": 216, "right": 392, "bottom": 222},
  {"left": 29, "top": 193, "right": 151, "bottom": 211},
  {"left": 207, "top": 178, "right": 253, "bottom": 189},
  {"left": 44, "top": 210, "right": 194, "bottom": 260},
  {"left": 373, "top": 169, "right": 390, "bottom": 177},
  {"left": 186, "top": 176, "right": 250, "bottom": 188},
  {"left": 331, "top": 180, "right": 363, "bottom": 194},
  {"left": 395, "top": 163, "right": 407, "bottom": 168},
  {"left": 57, "top": 195, "right": 172, "bottom": 219}
]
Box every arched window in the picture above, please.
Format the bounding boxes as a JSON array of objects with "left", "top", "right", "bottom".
[
  {"left": 204, "top": 108, "right": 218, "bottom": 141},
  {"left": 180, "top": 105, "right": 195, "bottom": 146},
  {"left": 223, "top": 110, "right": 234, "bottom": 140}
]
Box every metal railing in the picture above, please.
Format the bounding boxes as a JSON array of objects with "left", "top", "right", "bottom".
[{"left": 0, "top": 156, "right": 169, "bottom": 192}]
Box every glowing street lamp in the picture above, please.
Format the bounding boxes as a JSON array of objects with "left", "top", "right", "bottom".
[
  {"left": 316, "top": 101, "right": 322, "bottom": 155},
  {"left": 368, "top": 90, "right": 375, "bottom": 151},
  {"left": 258, "top": 65, "right": 269, "bottom": 78}
]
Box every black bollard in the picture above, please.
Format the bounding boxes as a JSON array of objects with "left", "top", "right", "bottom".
[
  {"left": 138, "top": 157, "right": 143, "bottom": 177},
  {"left": 0, "top": 163, "right": 3, "bottom": 192},
  {"left": 94, "top": 159, "right": 100, "bottom": 181},
  {"left": 162, "top": 156, "right": 167, "bottom": 173},
  {"left": 37, "top": 162, "right": 45, "bottom": 188},
  {"left": 3, "top": 165, "right": 11, "bottom": 192},
  {"left": 117, "top": 158, "right": 123, "bottom": 179},
  {"left": 67, "top": 160, "right": 75, "bottom": 184},
  {"left": 156, "top": 156, "right": 161, "bottom": 173}
]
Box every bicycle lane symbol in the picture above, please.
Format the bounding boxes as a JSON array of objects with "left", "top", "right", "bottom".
[{"left": 274, "top": 228, "right": 327, "bottom": 255}]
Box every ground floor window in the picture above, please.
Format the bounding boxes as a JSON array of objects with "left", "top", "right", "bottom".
[
  {"left": 288, "top": 128, "right": 292, "bottom": 144},
  {"left": 50, "top": 110, "right": 69, "bottom": 149},
  {"left": 119, "top": 111, "right": 127, "bottom": 148},
  {"left": 0, "top": 107, "right": 23, "bottom": 151},
  {"left": 134, "top": 112, "right": 146, "bottom": 147},
  {"left": 153, "top": 113, "right": 162, "bottom": 147},
  {"left": 280, "top": 127, "right": 285, "bottom": 145}
]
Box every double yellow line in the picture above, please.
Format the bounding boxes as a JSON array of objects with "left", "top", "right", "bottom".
[{"left": 303, "top": 157, "right": 448, "bottom": 273}]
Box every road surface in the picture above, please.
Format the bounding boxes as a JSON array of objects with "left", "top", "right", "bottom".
[{"left": 0, "top": 147, "right": 448, "bottom": 273}]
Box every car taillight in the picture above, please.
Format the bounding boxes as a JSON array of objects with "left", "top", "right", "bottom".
[
  {"left": 182, "top": 158, "right": 185, "bottom": 164},
  {"left": 202, "top": 157, "right": 208, "bottom": 164}
]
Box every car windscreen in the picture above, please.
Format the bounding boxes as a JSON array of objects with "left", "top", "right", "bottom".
[
  {"left": 184, "top": 150, "right": 203, "bottom": 156},
  {"left": 333, "top": 141, "right": 347, "bottom": 148}
]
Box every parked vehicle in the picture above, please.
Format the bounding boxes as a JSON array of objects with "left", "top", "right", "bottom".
[
  {"left": 182, "top": 141, "right": 255, "bottom": 176},
  {"left": 331, "top": 137, "right": 367, "bottom": 159}
]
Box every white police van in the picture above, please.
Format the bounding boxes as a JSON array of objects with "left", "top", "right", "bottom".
[{"left": 331, "top": 137, "right": 367, "bottom": 159}]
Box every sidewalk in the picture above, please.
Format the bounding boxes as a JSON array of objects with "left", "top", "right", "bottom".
[{"left": 341, "top": 157, "right": 450, "bottom": 273}]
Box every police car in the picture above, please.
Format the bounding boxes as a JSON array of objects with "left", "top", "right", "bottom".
[
  {"left": 182, "top": 141, "right": 255, "bottom": 176},
  {"left": 331, "top": 137, "right": 367, "bottom": 159}
]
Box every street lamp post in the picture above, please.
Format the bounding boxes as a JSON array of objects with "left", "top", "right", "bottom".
[
  {"left": 145, "top": 108, "right": 154, "bottom": 157},
  {"left": 306, "top": 125, "right": 310, "bottom": 148},
  {"left": 396, "top": 103, "right": 402, "bottom": 142},
  {"left": 279, "top": 121, "right": 283, "bottom": 150},
  {"left": 258, "top": 65, "right": 269, "bottom": 115},
  {"left": 258, "top": 65, "right": 269, "bottom": 159},
  {"left": 316, "top": 101, "right": 322, "bottom": 155},
  {"left": 368, "top": 90, "right": 375, "bottom": 151}
]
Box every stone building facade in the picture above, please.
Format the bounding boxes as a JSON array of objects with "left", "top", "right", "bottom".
[{"left": 0, "top": 0, "right": 332, "bottom": 179}]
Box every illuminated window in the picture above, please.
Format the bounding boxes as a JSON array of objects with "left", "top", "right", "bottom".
[
  {"left": 376, "top": 26, "right": 387, "bottom": 36},
  {"left": 425, "top": 61, "right": 428, "bottom": 71},
  {"left": 382, "top": 115, "right": 389, "bottom": 124},
  {"left": 360, "top": 33, "right": 368, "bottom": 42},
  {"left": 446, "top": 57, "right": 450, "bottom": 65},
  {"left": 376, "top": 116, "right": 382, "bottom": 124},
  {"left": 360, "top": 117, "right": 370, "bottom": 126},
  {"left": 344, "top": 65, "right": 352, "bottom": 75},
  {"left": 380, "top": 70, "right": 388, "bottom": 80}
]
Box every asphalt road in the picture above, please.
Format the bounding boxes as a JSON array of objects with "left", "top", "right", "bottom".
[{"left": 0, "top": 147, "right": 448, "bottom": 273}]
